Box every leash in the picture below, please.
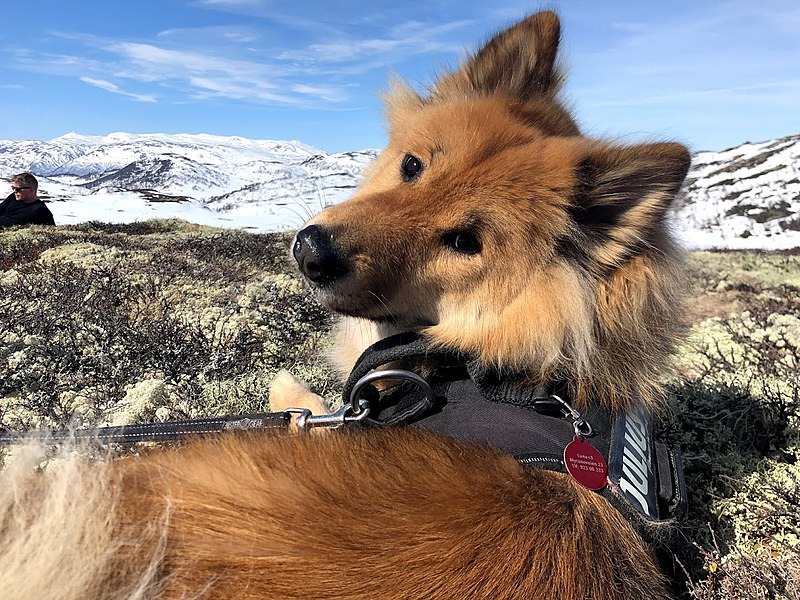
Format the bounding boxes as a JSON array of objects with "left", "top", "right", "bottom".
[
  {"left": 0, "top": 368, "right": 425, "bottom": 445},
  {"left": 0, "top": 412, "right": 292, "bottom": 445}
]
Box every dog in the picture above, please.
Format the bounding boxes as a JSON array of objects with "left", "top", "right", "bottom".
[{"left": 0, "top": 11, "right": 690, "bottom": 599}]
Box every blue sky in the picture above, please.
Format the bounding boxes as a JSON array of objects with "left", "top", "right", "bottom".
[{"left": 1, "top": 0, "right": 798, "bottom": 153}]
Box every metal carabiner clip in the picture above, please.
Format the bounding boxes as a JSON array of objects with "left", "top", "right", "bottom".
[
  {"left": 285, "top": 369, "right": 434, "bottom": 432},
  {"left": 549, "top": 394, "right": 594, "bottom": 438},
  {"left": 283, "top": 400, "right": 371, "bottom": 432}
]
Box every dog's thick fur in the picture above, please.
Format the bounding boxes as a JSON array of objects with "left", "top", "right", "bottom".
[{"left": 0, "top": 12, "right": 690, "bottom": 599}]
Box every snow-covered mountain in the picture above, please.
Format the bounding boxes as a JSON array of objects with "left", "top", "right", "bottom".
[
  {"left": 1, "top": 131, "right": 799, "bottom": 248},
  {"left": 674, "top": 134, "right": 800, "bottom": 249},
  {"left": 0, "top": 132, "right": 378, "bottom": 231}
]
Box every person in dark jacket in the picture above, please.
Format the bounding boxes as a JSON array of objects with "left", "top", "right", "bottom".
[{"left": 0, "top": 172, "right": 55, "bottom": 229}]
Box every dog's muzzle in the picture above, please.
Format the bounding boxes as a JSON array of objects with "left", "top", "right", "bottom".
[{"left": 293, "top": 224, "right": 350, "bottom": 285}]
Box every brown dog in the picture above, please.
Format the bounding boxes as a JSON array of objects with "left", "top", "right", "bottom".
[{"left": 0, "top": 11, "right": 689, "bottom": 599}]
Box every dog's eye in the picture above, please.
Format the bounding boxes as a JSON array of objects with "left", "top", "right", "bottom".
[
  {"left": 401, "top": 154, "right": 424, "bottom": 181},
  {"left": 443, "top": 231, "right": 481, "bottom": 255}
]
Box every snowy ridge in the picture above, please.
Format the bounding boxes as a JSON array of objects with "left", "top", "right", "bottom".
[
  {"left": 1, "top": 132, "right": 799, "bottom": 248},
  {"left": 674, "top": 134, "right": 800, "bottom": 249},
  {"left": 0, "top": 133, "right": 377, "bottom": 232}
]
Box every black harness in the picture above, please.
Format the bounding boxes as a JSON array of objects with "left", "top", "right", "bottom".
[
  {"left": 0, "top": 332, "right": 686, "bottom": 545},
  {"left": 342, "top": 332, "right": 687, "bottom": 545}
]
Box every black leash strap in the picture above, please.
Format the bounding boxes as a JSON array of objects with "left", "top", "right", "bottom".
[{"left": 0, "top": 412, "right": 290, "bottom": 445}]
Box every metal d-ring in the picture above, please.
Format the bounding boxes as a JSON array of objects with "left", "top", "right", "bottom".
[
  {"left": 349, "top": 369, "right": 434, "bottom": 416},
  {"left": 573, "top": 419, "right": 594, "bottom": 438}
]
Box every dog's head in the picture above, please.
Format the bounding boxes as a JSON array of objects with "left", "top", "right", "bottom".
[{"left": 293, "top": 12, "right": 691, "bottom": 409}]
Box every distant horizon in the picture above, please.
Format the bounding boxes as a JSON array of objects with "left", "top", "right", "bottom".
[
  {"left": 3, "top": 128, "right": 798, "bottom": 156},
  {"left": 2, "top": 127, "right": 797, "bottom": 253},
  {"left": 2, "top": 1, "right": 799, "bottom": 154}
]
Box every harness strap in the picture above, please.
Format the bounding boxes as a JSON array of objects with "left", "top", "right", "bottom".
[
  {"left": 0, "top": 412, "right": 290, "bottom": 445},
  {"left": 343, "top": 332, "right": 456, "bottom": 390},
  {"left": 343, "top": 332, "right": 460, "bottom": 425},
  {"left": 342, "top": 333, "right": 688, "bottom": 548}
]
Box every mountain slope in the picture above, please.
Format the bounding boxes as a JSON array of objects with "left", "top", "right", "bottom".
[
  {"left": 1, "top": 132, "right": 798, "bottom": 248},
  {"left": 675, "top": 134, "right": 800, "bottom": 249}
]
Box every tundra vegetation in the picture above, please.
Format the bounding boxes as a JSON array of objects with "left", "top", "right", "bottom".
[{"left": 0, "top": 220, "right": 798, "bottom": 599}]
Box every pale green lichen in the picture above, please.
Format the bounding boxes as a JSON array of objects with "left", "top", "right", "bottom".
[
  {"left": 101, "top": 379, "right": 169, "bottom": 426},
  {"left": 718, "top": 446, "right": 800, "bottom": 553},
  {"left": 687, "top": 251, "right": 800, "bottom": 289},
  {"left": 38, "top": 242, "right": 131, "bottom": 269}
]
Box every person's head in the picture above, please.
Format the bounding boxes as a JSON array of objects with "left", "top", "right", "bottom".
[{"left": 10, "top": 173, "right": 38, "bottom": 203}]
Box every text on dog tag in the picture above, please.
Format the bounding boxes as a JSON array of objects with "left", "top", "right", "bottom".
[{"left": 563, "top": 435, "right": 608, "bottom": 491}]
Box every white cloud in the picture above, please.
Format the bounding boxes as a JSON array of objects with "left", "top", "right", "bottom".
[
  {"left": 187, "top": 76, "right": 295, "bottom": 104},
  {"left": 290, "top": 84, "right": 346, "bottom": 102},
  {"left": 278, "top": 20, "right": 472, "bottom": 64},
  {"left": 585, "top": 81, "right": 800, "bottom": 108},
  {"left": 5, "top": 8, "right": 484, "bottom": 111},
  {"left": 79, "top": 76, "right": 156, "bottom": 102}
]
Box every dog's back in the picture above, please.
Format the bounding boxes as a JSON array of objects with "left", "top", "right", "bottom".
[{"left": 1, "top": 429, "right": 670, "bottom": 599}]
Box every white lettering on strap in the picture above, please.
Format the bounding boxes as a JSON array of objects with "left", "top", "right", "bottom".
[{"left": 619, "top": 405, "right": 654, "bottom": 517}]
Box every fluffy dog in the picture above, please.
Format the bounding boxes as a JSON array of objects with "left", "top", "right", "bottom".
[{"left": 0, "top": 11, "right": 689, "bottom": 599}]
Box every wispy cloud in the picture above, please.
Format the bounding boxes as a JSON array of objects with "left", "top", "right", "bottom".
[
  {"left": 107, "top": 41, "right": 333, "bottom": 105},
  {"left": 278, "top": 20, "right": 472, "bottom": 64},
  {"left": 109, "top": 42, "right": 277, "bottom": 78},
  {"left": 4, "top": 9, "right": 479, "bottom": 110},
  {"left": 586, "top": 80, "right": 800, "bottom": 108},
  {"left": 570, "top": 1, "right": 800, "bottom": 103},
  {"left": 187, "top": 76, "right": 293, "bottom": 103},
  {"left": 561, "top": 0, "right": 800, "bottom": 149},
  {"left": 79, "top": 76, "right": 157, "bottom": 102}
]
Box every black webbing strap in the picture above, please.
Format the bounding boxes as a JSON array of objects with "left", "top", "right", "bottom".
[
  {"left": 342, "top": 332, "right": 461, "bottom": 425},
  {"left": 342, "top": 331, "right": 452, "bottom": 395},
  {"left": 0, "top": 412, "right": 290, "bottom": 445}
]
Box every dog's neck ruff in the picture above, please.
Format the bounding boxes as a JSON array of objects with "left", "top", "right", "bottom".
[{"left": 343, "top": 332, "right": 687, "bottom": 545}]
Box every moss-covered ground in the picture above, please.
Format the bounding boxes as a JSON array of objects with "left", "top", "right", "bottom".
[{"left": 1, "top": 220, "right": 798, "bottom": 598}]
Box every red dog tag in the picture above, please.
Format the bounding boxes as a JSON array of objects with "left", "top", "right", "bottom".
[{"left": 563, "top": 435, "right": 608, "bottom": 490}]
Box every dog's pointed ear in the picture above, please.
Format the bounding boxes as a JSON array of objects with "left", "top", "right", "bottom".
[
  {"left": 383, "top": 74, "right": 424, "bottom": 125},
  {"left": 570, "top": 142, "right": 691, "bottom": 266},
  {"left": 434, "top": 11, "right": 563, "bottom": 101}
]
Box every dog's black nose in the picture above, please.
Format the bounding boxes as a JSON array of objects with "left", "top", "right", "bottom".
[{"left": 293, "top": 224, "right": 349, "bottom": 285}]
